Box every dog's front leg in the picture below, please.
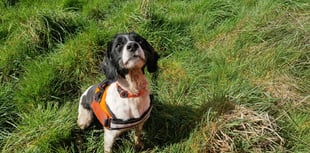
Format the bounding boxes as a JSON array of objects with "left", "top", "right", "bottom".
[
  {"left": 104, "top": 128, "right": 121, "bottom": 153},
  {"left": 134, "top": 123, "right": 145, "bottom": 150}
]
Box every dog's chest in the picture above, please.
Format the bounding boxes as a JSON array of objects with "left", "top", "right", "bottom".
[{"left": 105, "top": 83, "right": 150, "bottom": 120}]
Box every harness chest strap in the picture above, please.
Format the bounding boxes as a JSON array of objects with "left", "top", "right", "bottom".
[
  {"left": 90, "top": 84, "right": 152, "bottom": 130},
  {"left": 91, "top": 85, "right": 113, "bottom": 127}
]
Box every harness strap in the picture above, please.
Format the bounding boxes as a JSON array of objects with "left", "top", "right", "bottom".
[
  {"left": 108, "top": 104, "right": 152, "bottom": 130},
  {"left": 91, "top": 84, "right": 113, "bottom": 127},
  {"left": 91, "top": 81, "right": 152, "bottom": 130}
]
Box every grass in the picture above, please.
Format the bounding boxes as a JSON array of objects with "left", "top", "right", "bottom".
[
  {"left": 1, "top": 103, "right": 75, "bottom": 153},
  {"left": 0, "top": 0, "right": 309, "bottom": 152}
]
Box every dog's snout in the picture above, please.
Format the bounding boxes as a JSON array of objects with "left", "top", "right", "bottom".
[{"left": 127, "top": 42, "right": 139, "bottom": 52}]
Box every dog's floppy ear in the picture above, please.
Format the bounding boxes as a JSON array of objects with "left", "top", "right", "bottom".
[
  {"left": 100, "top": 41, "right": 118, "bottom": 81},
  {"left": 144, "top": 41, "right": 159, "bottom": 73}
]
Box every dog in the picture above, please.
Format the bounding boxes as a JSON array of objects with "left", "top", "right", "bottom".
[{"left": 77, "top": 32, "right": 159, "bottom": 152}]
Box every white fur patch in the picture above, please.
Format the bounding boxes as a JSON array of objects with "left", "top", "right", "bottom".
[
  {"left": 77, "top": 86, "right": 94, "bottom": 130},
  {"left": 105, "top": 82, "right": 151, "bottom": 120}
]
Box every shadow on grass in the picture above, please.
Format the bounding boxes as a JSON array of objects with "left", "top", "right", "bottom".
[
  {"left": 143, "top": 101, "right": 200, "bottom": 148},
  {"left": 144, "top": 97, "right": 236, "bottom": 149}
]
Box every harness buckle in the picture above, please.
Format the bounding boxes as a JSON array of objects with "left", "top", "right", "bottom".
[{"left": 104, "top": 118, "right": 111, "bottom": 128}]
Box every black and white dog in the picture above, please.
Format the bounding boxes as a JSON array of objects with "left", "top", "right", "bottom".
[{"left": 77, "top": 32, "right": 159, "bottom": 152}]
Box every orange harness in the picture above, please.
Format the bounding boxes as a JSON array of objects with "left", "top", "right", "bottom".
[
  {"left": 91, "top": 81, "right": 152, "bottom": 130},
  {"left": 91, "top": 85, "right": 113, "bottom": 127}
]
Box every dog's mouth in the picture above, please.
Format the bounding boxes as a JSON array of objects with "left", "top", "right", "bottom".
[
  {"left": 132, "top": 54, "right": 144, "bottom": 60},
  {"left": 128, "top": 55, "right": 145, "bottom": 62},
  {"left": 123, "top": 54, "right": 145, "bottom": 66}
]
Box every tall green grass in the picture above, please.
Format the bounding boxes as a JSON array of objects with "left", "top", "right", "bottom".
[
  {"left": 1, "top": 103, "right": 75, "bottom": 153},
  {"left": 0, "top": 83, "right": 17, "bottom": 144},
  {"left": 0, "top": 0, "right": 309, "bottom": 152}
]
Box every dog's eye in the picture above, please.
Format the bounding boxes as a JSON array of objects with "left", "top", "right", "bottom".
[
  {"left": 137, "top": 39, "right": 143, "bottom": 45},
  {"left": 115, "top": 43, "right": 121, "bottom": 48}
]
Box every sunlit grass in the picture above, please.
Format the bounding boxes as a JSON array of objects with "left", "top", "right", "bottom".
[{"left": 0, "top": 0, "right": 309, "bottom": 152}]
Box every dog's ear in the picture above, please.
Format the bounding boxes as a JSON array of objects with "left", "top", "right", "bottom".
[
  {"left": 100, "top": 41, "right": 118, "bottom": 81},
  {"left": 144, "top": 41, "right": 159, "bottom": 73}
]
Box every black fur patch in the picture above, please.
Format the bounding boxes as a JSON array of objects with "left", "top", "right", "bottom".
[{"left": 81, "top": 85, "right": 97, "bottom": 110}]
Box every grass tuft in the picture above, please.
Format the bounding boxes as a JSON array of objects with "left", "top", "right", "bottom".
[
  {"left": 1, "top": 103, "right": 75, "bottom": 153},
  {"left": 0, "top": 83, "right": 17, "bottom": 144},
  {"left": 142, "top": 12, "right": 193, "bottom": 57},
  {"left": 23, "top": 11, "right": 84, "bottom": 52},
  {"left": 0, "top": 8, "right": 84, "bottom": 82},
  {"left": 14, "top": 30, "right": 106, "bottom": 108}
]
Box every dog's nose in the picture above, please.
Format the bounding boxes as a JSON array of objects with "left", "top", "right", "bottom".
[{"left": 127, "top": 42, "right": 139, "bottom": 52}]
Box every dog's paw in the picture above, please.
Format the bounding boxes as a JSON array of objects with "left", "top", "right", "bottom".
[
  {"left": 104, "top": 150, "right": 111, "bottom": 153},
  {"left": 77, "top": 120, "right": 91, "bottom": 130}
]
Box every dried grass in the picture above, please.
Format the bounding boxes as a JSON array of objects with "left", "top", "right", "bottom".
[
  {"left": 203, "top": 106, "right": 285, "bottom": 153},
  {"left": 258, "top": 74, "right": 301, "bottom": 105}
]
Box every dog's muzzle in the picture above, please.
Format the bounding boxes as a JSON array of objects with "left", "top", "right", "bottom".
[{"left": 126, "top": 42, "right": 139, "bottom": 52}]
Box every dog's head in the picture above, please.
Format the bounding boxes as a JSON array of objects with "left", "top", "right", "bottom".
[{"left": 101, "top": 32, "right": 159, "bottom": 81}]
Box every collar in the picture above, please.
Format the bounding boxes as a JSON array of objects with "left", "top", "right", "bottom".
[{"left": 116, "top": 83, "right": 146, "bottom": 98}]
